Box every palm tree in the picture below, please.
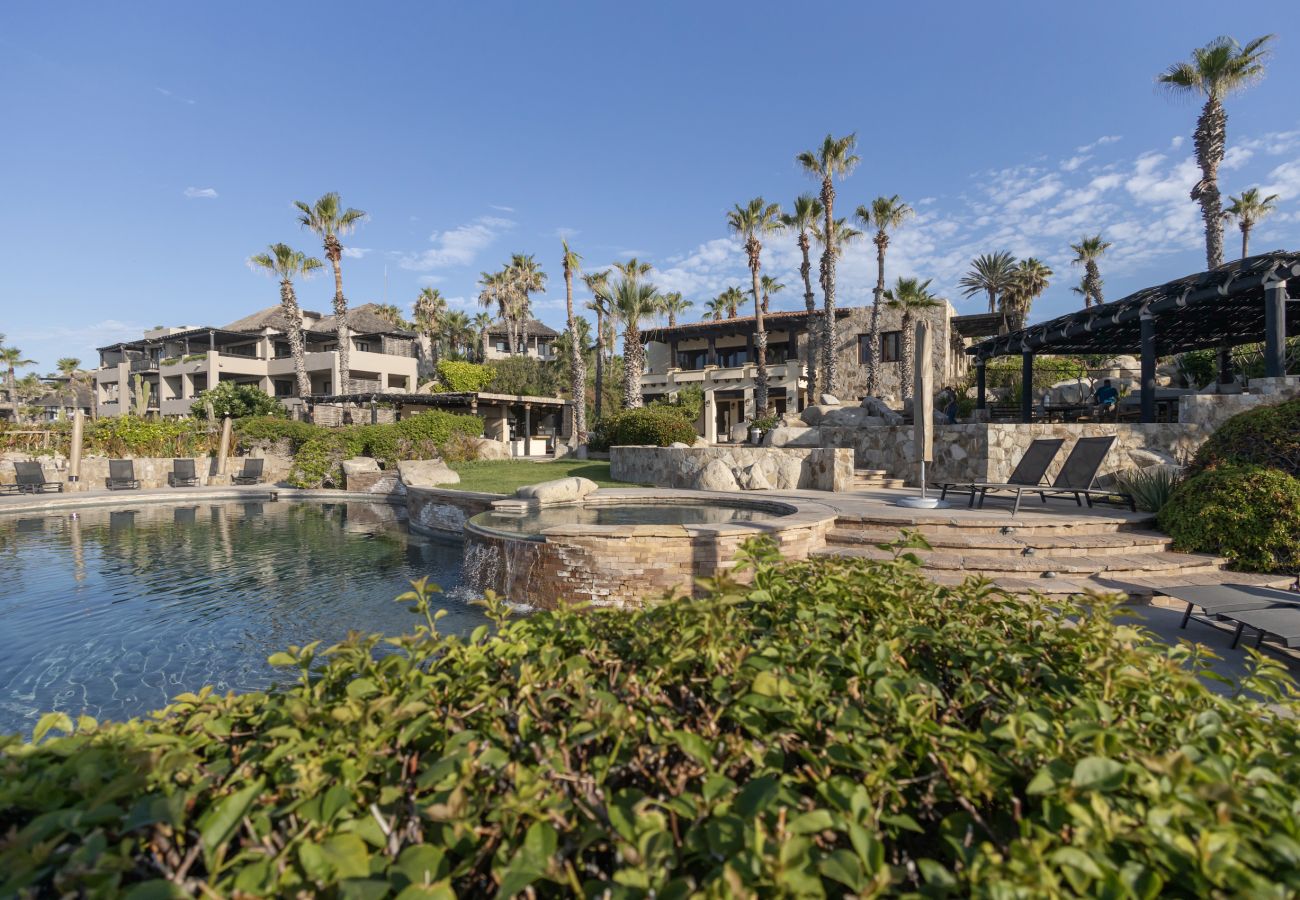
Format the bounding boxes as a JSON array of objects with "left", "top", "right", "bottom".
[
  {"left": 294, "top": 193, "right": 366, "bottom": 390},
  {"left": 505, "top": 254, "right": 546, "bottom": 354},
  {"left": 552, "top": 318, "right": 594, "bottom": 379},
  {"left": 54, "top": 357, "right": 88, "bottom": 418},
  {"left": 561, "top": 240, "right": 587, "bottom": 443},
  {"left": 757, "top": 275, "right": 785, "bottom": 314},
  {"left": 781, "top": 194, "right": 825, "bottom": 400},
  {"left": 609, "top": 273, "right": 660, "bottom": 409},
  {"left": 613, "top": 257, "right": 653, "bottom": 281},
  {"left": 958, "top": 252, "right": 1017, "bottom": 316},
  {"left": 797, "top": 133, "right": 859, "bottom": 396},
  {"left": 728, "top": 198, "right": 783, "bottom": 417},
  {"left": 582, "top": 271, "right": 611, "bottom": 419},
  {"left": 1070, "top": 235, "right": 1111, "bottom": 308},
  {"left": 441, "top": 311, "right": 474, "bottom": 358},
  {"left": 1223, "top": 187, "right": 1280, "bottom": 258},
  {"left": 882, "top": 277, "right": 942, "bottom": 400},
  {"left": 658, "top": 291, "right": 692, "bottom": 327},
  {"left": 719, "top": 286, "right": 745, "bottom": 319},
  {"left": 705, "top": 296, "right": 729, "bottom": 321},
  {"left": 1002, "top": 258, "right": 1053, "bottom": 330},
  {"left": 857, "top": 195, "right": 914, "bottom": 398},
  {"left": 249, "top": 243, "right": 323, "bottom": 399},
  {"left": 413, "top": 286, "right": 448, "bottom": 367},
  {"left": 1070, "top": 279, "right": 1090, "bottom": 308},
  {"left": 373, "top": 304, "right": 409, "bottom": 329},
  {"left": 1158, "top": 34, "right": 1274, "bottom": 269},
  {"left": 471, "top": 312, "right": 493, "bottom": 363},
  {"left": 1, "top": 344, "right": 37, "bottom": 422}
]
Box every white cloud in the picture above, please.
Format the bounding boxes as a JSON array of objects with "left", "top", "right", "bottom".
[
  {"left": 1223, "top": 145, "right": 1253, "bottom": 170},
  {"left": 398, "top": 215, "right": 516, "bottom": 271},
  {"left": 156, "top": 87, "right": 196, "bottom": 105},
  {"left": 183, "top": 187, "right": 218, "bottom": 199},
  {"left": 1076, "top": 135, "right": 1122, "bottom": 153},
  {"left": 1262, "top": 159, "right": 1300, "bottom": 200},
  {"left": 1170, "top": 135, "right": 1185, "bottom": 149},
  {"left": 342, "top": 247, "right": 372, "bottom": 259},
  {"left": 490, "top": 205, "right": 516, "bottom": 213},
  {"left": 1060, "top": 154, "right": 1090, "bottom": 172}
]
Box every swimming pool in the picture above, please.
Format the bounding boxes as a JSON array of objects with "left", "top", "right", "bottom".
[{"left": 0, "top": 499, "right": 482, "bottom": 736}]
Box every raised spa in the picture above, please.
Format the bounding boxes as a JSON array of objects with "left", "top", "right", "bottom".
[{"left": 471, "top": 501, "right": 770, "bottom": 537}]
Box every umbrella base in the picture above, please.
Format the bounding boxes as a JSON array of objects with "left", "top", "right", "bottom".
[{"left": 896, "top": 496, "right": 946, "bottom": 509}]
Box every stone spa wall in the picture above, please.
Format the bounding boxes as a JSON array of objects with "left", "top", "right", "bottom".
[
  {"left": 405, "top": 485, "right": 499, "bottom": 537},
  {"left": 609, "top": 446, "right": 855, "bottom": 491}
]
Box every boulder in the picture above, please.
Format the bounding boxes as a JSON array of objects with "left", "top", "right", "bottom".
[
  {"left": 821, "top": 407, "right": 883, "bottom": 428},
  {"left": 859, "top": 396, "right": 903, "bottom": 425},
  {"left": 397, "top": 458, "right": 460, "bottom": 487},
  {"left": 819, "top": 393, "right": 841, "bottom": 406},
  {"left": 1047, "top": 379, "right": 1091, "bottom": 405},
  {"left": 765, "top": 426, "right": 823, "bottom": 448},
  {"left": 737, "top": 462, "right": 773, "bottom": 491},
  {"left": 515, "top": 476, "right": 600, "bottom": 504},
  {"left": 470, "top": 437, "right": 510, "bottom": 460},
  {"left": 1128, "top": 448, "right": 1176, "bottom": 469},
  {"left": 669, "top": 441, "right": 690, "bottom": 449},
  {"left": 800, "top": 404, "right": 839, "bottom": 426},
  {"left": 693, "top": 459, "right": 739, "bottom": 492},
  {"left": 729, "top": 422, "right": 751, "bottom": 443},
  {"left": 692, "top": 437, "right": 711, "bottom": 448},
  {"left": 341, "top": 456, "right": 381, "bottom": 477},
  {"left": 769, "top": 456, "right": 806, "bottom": 490},
  {"left": 1098, "top": 355, "right": 1140, "bottom": 374}
]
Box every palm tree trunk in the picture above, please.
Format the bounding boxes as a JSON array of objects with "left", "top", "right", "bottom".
[
  {"left": 900, "top": 312, "right": 914, "bottom": 401},
  {"left": 280, "top": 279, "right": 312, "bottom": 399},
  {"left": 621, "top": 325, "right": 643, "bottom": 409},
  {"left": 1087, "top": 262, "right": 1104, "bottom": 305},
  {"left": 820, "top": 176, "right": 838, "bottom": 396},
  {"left": 327, "top": 243, "right": 350, "bottom": 393},
  {"left": 1242, "top": 224, "right": 1250, "bottom": 259},
  {"left": 749, "top": 254, "right": 769, "bottom": 418},
  {"left": 1193, "top": 96, "right": 1227, "bottom": 268},
  {"left": 987, "top": 289, "right": 996, "bottom": 316},
  {"left": 593, "top": 309, "right": 605, "bottom": 420},
  {"left": 564, "top": 268, "right": 587, "bottom": 443},
  {"left": 798, "top": 232, "right": 819, "bottom": 403},
  {"left": 867, "top": 234, "right": 886, "bottom": 397}
]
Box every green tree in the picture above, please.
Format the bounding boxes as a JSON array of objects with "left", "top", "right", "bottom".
[
  {"left": 1001, "top": 258, "right": 1053, "bottom": 330},
  {"left": 857, "top": 195, "right": 914, "bottom": 397},
  {"left": 657, "top": 291, "right": 692, "bottom": 327},
  {"left": 959, "top": 251, "right": 1017, "bottom": 316},
  {"left": 471, "top": 312, "right": 493, "bottom": 363},
  {"left": 0, "top": 343, "right": 37, "bottom": 422},
  {"left": 54, "top": 357, "right": 88, "bottom": 419},
  {"left": 413, "top": 286, "right": 448, "bottom": 367},
  {"left": 797, "top": 133, "right": 859, "bottom": 395},
  {"left": 781, "top": 194, "right": 825, "bottom": 399},
  {"left": 583, "top": 271, "right": 611, "bottom": 420},
  {"left": 718, "top": 286, "right": 745, "bottom": 319},
  {"left": 609, "top": 273, "right": 660, "bottom": 409},
  {"left": 704, "top": 295, "right": 729, "bottom": 321},
  {"left": 1070, "top": 235, "right": 1111, "bottom": 308},
  {"left": 1223, "top": 187, "right": 1280, "bottom": 258},
  {"left": 757, "top": 275, "right": 785, "bottom": 314},
  {"left": 249, "top": 243, "right": 323, "bottom": 399},
  {"left": 562, "top": 240, "right": 588, "bottom": 443},
  {"left": 883, "top": 277, "right": 942, "bottom": 400},
  {"left": 728, "top": 197, "right": 783, "bottom": 417},
  {"left": 505, "top": 254, "right": 547, "bottom": 354},
  {"left": 1158, "top": 34, "right": 1274, "bottom": 269},
  {"left": 441, "top": 311, "right": 474, "bottom": 358},
  {"left": 192, "top": 382, "right": 284, "bottom": 419},
  {"left": 294, "top": 193, "right": 366, "bottom": 390}
]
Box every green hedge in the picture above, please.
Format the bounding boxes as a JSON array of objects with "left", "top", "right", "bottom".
[
  {"left": 1190, "top": 398, "right": 1300, "bottom": 478},
  {"left": 434, "top": 360, "right": 495, "bottom": 393},
  {"left": 191, "top": 382, "right": 286, "bottom": 420},
  {"left": 1158, "top": 464, "right": 1300, "bottom": 572},
  {"left": 588, "top": 407, "right": 698, "bottom": 451},
  {"left": 4, "top": 541, "right": 1300, "bottom": 895}
]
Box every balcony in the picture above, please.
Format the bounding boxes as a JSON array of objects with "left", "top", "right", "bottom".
[{"left": 129, "top": 358, "right": 159, "bottom": 373}]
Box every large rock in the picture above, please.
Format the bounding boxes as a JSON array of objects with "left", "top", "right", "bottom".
[
  {"left": 693, "top": 458, "right": 739, "bottom": 492},
  {"left": 397, "top": 458, "right": 460, "bottom": 487},
  {"left": 765, "top": 426, "right": 823, "bottom": 447},
  {"left": 669, "top": 441, "right": 690, "bottom": 449},
  {"left": 800, "top": 404, "right": 839, "bottom": 426},
  {"left": 821, "top": 407, "right": 883, "bottom": 428},
  {"left": 819, "top": 393, "right": 841, "bottom": 406},
  {"left": 859, "top": 396, "right": 903, "bottom": 425},
  {"left": 737, "top": 462, "right": 773, "bottom": 491},
  {"left": 470, "top": 437, "right": 510, "bottom": 461},
  {"left": 729, "top": 422, "right": 751, "bottom": 443},
  {"left": 1047, "top": 379, "right": 1091, "bottom": 405},
  {"left": 341, "top": 456, "right": 381, "bottom": 477},
  {"left": 1128, "top": 448, "right": 1176, "bottom": 469},
  {"left": 515, "top": 476, "right": 599, "bottom": 504}
]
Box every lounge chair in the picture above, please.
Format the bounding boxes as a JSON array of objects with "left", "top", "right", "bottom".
[
  {"left": 1159, "top": 583, "right": 1300, "bottom": 631},
  {"left": 168, "top": 458, "right": 199, "bottom": 487},
  {"left": 9, "top": 461, "right": 63, "bottom": 494},
  {"left": 970, "top": 436, "right": 1134, "bottom": 514},
  {"left": 936, "top": 438, "right": 1064, "bottom": 512},
  {"left": 1227, "top": 607, "right": 1300, "bottom": 649},
  {"left": 231, "top": 457, "right": 264, "bottom": 485},
  {"left": 106, "top": 459, "right": 140, "bottom": 490}
]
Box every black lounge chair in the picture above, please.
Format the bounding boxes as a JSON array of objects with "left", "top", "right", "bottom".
[
  {"left": 1159, "top": 583, "right": 1300, "bottom": 631},
  {"left": 231, "top": 457, "right": 264, "bottom": 485},
  {"left": 8, "top": 461, "right": 63, "bottom": 494},
  {"left": 1028, "top": 436, "right": 1136, "bottom": 511},
  {"left": 936, "top": 438, "right": 1064, "bottom": 512},
  {"left": 168, "top": 458, "right": 199, "bottom": 487},
  {"left": 106, "top": 459, "right": 140, "bottom": 490},
  {"left": 1226, "top": 606, "right": 1300, "bottom": 649}
]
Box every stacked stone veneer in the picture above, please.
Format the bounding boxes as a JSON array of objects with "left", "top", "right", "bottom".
[
  {"left": 466, "top": 496, "right": 836, "bottom": 610},
  {"left": 406, "top": 486, "right": 499, "bottom": 536},
  {"left": 1179, "top": 376, "right": 1300, "bottom": 429},
  {"left": 610, "top": 446, "right": 855, "bottom": 491},
  {"left": 0, "top": 452, "right": 293, "bottom": 491}
]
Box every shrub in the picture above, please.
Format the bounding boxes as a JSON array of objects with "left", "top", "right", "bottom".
[
  {"left": 235, "top": 416, "right": 319, "bottom": 452},
  {"left": 434, "top": 360, "right": 494, "bottom": 393},
  {"left": 288, "top": 431, "right": 364, "bottom": 489},
  {"left": 192, "top": 382, "right": 285, "bottom": 420},
  {"left": 1190, "top": 397, "right": 1300, "bottom": 478},
  {"left": 588, "top": 407, "right": 698, "bottom": 451},
  {"left": 1159, "top": 464, "right": 1300, "bottom": 572},
  {"left": 487, "top": 355, "right": 560, "bottom": 397},
  {"left": 649, "top": 386, "right": 704, "bottom": 422},
  {"left": 84, "top": 416, "right": 216, "bottom": 458},
  {"left": 4, "top": 542, "right": 1300, "bottom": 896},
  {"left": 1113, "top": 465, "right": 1182, "bottom": 513}
]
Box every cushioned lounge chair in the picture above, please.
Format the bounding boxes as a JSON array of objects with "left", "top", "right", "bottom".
[
  {"left": 106, "top": 459, "right": 140, "bottom": 490},
  {"left": 9, "top": 461, "right": 63, "bottom": 494},
  {"left": 970, "top": 436, "right": 1134, "bottom": 514},
  {"left": 168, "top": 458, "right": 199, "bottom": 487},
  {"left": 231, "top": 457, "right": 264, "bottom": 485},
  {"left": 936, "top": 438, "right": 1064, "bottom": 512}
]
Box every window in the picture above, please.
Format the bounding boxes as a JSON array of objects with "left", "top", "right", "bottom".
[
  {"left": 354, "top": 340, "right": 371, "bottom": 353},
  {"left": 859, "top": 332, "right": 902, "bottom": 364},
  {"left": 716, "top": 346, "right": 749, "bottom": 367},
  {"left": 676, "top": 349, "right": 708, "bottom": 370},
  {"left": 273, "top": 342, "right": 291, "bottom": 359},
  {"left": 495, "top": 340, "right": 509, "bottom": 353},
  {"left": 765, "top": 343, "right": 791, "bottom": 365},
  {"left": 274, "top": 379, "right": 294, "bottom": 397}
]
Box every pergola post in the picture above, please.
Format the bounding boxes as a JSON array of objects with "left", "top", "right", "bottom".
[
  {"left": 1217, "top": 346, "right": 1234, "bottom": 385},
  {"left": 369, "top": 397, "right": 378, "bottom": 425},
  {"left": 523, "top": 403, "right": 532, "bottom": 457},
  {"left": 1264, "top": 280, "right": 1289, "bottom": 377},
  {"left": 1140, "top": 311, "right": 1157, "bottom": 423},
  {"left": 975, "top": 360, "right": 987, "bottom": 411},
  {"left": 669, "top": 338, "right": 679, "bottom": 368},
  {"left": 707, "top": 336, "right": 717, "bottom": 367},
  {"left": 1020, "top": 351, "right": 1033, "bottom": 423}
]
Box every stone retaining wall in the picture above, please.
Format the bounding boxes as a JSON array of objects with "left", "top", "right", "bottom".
[
  {"left": 610, "top": 446, "right": 854, "bottom": 491},
  {"left": 405, "top": 486, "right": 500, "bottom": 536}
]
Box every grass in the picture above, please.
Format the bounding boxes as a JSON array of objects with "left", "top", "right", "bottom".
[{"left": 440, "top": 459, "right": 628, "bottom": 495}]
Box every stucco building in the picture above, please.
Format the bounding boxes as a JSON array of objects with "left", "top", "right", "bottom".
[{"left": 482, "top": 319, "right": 560, "bottom": 362}]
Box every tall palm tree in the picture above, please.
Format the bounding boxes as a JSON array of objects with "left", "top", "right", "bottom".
[
  {"left": 552, "top": 318, "right": 594, "bottom": 378},
  {"left": 609, "top": 273, "right": 660, "bottom": 409},
  {"left": 1158, "top": 34, "right": 1274, "bottom": 269},
  {"left": 561, "top": 240, "right": 587, "bottom": 443},
  {"left": 781, "top": 194, "right": 825, "bottom": 400},
  {"left": 413, "top": 286, "right": 448, "bottom": 367},
  {"left": 505, "top": 254, "right": 546, "bottom": 355},
  {"left": 249, "top": 243, "right": 323, "bottom": 399},
  {"left": 582, "top": 271, "right": 611, "bottom": 419},
  {"left": 719, "top": 286, "right": 745, "bottom": 319},
  {"left": 613, "top": 257, "right": 653, "bottom": 281},
  {"left": 958, "top": 251, "right": 1017, "bottom": 316},
  {"left": 1070, "top": 279, "right": 1090, "bottom": 309},
  {"left": 471, "top": 312, "right": 493, "bottom": 363},
  {"left": 294, "top": 193, "right": 366, "bottom": 390},
  {"left": 728, "top": 198, "right": 783, "bottom": 417},
  {"left": 757, "top": 275, "right": 785, "bottom": 314},
  {"left": 704, "top": 296, "right": 729, "bottom": 321},
  {"left": 797, "top": 133, "right": 859, "bottom": 396},
  {"left": 373, "top": 304, "right": 409, "bottom": 329},
  {"left": 857, "top": 195, "right": 914, "bottom": 398},
  {"left": 54, "top": 357, "right": 86, "bottom": 419},
  {"left": 1223, "top": 187, "right": 1280, "bottom": 258},
  {"left": 1002, "top": 258, "right": 1053, "bottom": 330},
  {"left": 441, "top": 310, "right": 474, "bottom": 358},
  {"left": 1070, "top": 235, "right": 1111, "bottom": 308},
  {"left": 658, "top": 291, "right": 692, "bottom": 327},
  {"left": 1, "top": 344, "right": 37, "bottom": 422},
  {"left": 882, "top": 277, "right": 942, "bottom": 400}
]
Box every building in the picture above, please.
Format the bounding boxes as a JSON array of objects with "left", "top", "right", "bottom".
[
  {"left": 32, "top": 381, "right": 93, "bottom": 422},
  {"left": 93, "top": 303, "right": 420, "bottom": 418},
  {"left": 482, "top": 319, "right": 560, "bottom": 362},
  {"left": 641, "top": 302, "right": 994, "bottom": 442}
]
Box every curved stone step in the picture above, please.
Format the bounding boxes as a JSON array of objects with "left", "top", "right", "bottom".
[
  {"left": 812, "top": 545, "right": 1225, "bottom": 579},
  {"left": 831, "top": 511, "right": 1155, "bottom": 537},
  {"left": 825, "top": 527, "right": 1174, "bottom": 557}
]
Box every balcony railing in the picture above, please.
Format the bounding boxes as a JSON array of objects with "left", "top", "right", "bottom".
[{"left": 129, "top": 358, "right": 159, "bottom": 373}]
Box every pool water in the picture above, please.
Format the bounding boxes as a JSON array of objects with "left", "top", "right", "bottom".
[
  {"left": 0, "top": 500, "right": 482, "bottom": 737},
  {"left": 471, "top": 501, "right": 776, "bottom": 536}
]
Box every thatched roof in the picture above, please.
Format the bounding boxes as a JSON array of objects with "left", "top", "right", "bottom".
[
  {"left": 486, "top": 318, "right": 560, "bottom": 339},
  {"left": 222, "top": 306, "right": 326, "bottom": 332},
  {"left": 313, "top": 303, "right": 415, "bottom": 337}
]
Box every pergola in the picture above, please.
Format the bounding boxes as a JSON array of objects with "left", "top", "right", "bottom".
[{"left": 967, "top": 251, "right": 1300, "bottom": 423}]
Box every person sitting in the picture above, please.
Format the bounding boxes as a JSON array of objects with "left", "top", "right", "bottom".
[{"left": 1093, "top": 379, "right": 1119, "bottom": 417}]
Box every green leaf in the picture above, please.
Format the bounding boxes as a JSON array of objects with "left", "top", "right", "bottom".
[
  {"left": 199, "top": 778, "right": 265, "bottom": 855},
  {"left": 267, "top": 652, "right": 296, "bottom": 666},
  {"left": 393, "top": 844, "right": 447, "bottom": 887},
  {"left": 32, "top": 711, "right": 74, "bottom": 744},
  {"left": 123, "top": 880, "right": 185, "bottom": 900},
  {"left": 347, "top": 677, "right": 379, "bottom": 699},
  {"left": 319, "top": 833, "right": 372, "bottom": 880},
  {"left": 1071, "top": 756, "right": 1126, "bottom": 792},
  {"left": 818, "top": 848, "right": 866, "bottom": 891},
  {"left": 734, "top": 775, "right": 780, "bottom": 818},
  {"left": 667, "top": 730, "right": 712, "bottom": 766},
  {"left": 1050, "top": 847, "right": 1105, "bottom": 879},
  {"left": 789, "top": 809, "right": 835, "bottom": 835}
]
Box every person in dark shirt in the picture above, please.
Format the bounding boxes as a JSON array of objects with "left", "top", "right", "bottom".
[{"left": 1093, "top": 379, "right": 1119, "bottom": 417}]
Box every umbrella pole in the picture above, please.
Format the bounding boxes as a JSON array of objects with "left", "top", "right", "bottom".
[{"left": 920, "top": 460, "right": 926, "bottom": 499}]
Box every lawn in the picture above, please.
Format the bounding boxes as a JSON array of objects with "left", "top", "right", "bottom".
[{"left": 442, "top": 459, "right": 629, "bottom": 494}]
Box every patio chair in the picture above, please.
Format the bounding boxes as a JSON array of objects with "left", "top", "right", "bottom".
[
  {"left": 167, "top": 458, "right": 199, "bottom": 488},
  {"left": 231, "top": 457, "right": 264, "bottom": 485},
  {"left": 11, "top": 461, "right": 63, "bottom": 494},
  {"left": 936, "top": 438, "right": 1064, "bottom": 512},
  {"left": 1028, "top": 436, "right": 1136, "bottom": 511},
  {"left": 106, "top": 459, "right": 140, "bottom": 490},
  {"left": 1158, "top": 583, "right": 1300, "bottom": 631}
]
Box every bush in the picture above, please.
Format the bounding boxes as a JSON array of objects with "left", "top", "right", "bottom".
[
  {"left": 84, "top": 416, "right": 217, "bottom": 458},
  {"left": 1190, "top": 398, "right": 1300, "bottom": 478},
  {"left": 1113, "top": 465, "right": 1182, "bottom": 513},
  {"left": 649, "top": 386, "right": 704, "bottom": 422},
  {"left": 1159, "top": 464, "right": 1300, "bottom": 572},
  {"left": 235, "top": 416, "right": 319, "bottom": 452},
  {"left": 487, "top": 356, "right": 560, "bottom": 397},
  {"left": 588, "top": 407, "right": 698, "bottom": 451},
  {"left": 192, "top": 382, "right": 285, "bottom": 420},
  {"left": 434, "top": 360, "right": 494, "bottom": 393},
  {"left": 4, "top": 541, "right": 1300, "bottom": 896}
]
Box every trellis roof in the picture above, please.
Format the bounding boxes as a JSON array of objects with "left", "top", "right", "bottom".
[{"left": 968, "top": 250, "right": 1300, "bottom": 360}]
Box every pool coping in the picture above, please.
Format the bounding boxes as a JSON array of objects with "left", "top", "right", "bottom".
[{"left": 0, "top": 486, "right": 405, "bottom": 516}]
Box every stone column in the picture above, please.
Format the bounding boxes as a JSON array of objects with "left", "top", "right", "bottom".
[
  {"left": 703, "top": 390, "right": 717, "bottom": 444},
  {"left": 1264, "top": 280, "right": 1289, "bottom": 378},
  {"left": 523, "top": 404, "right": 532, "bottom": 457},
  {"left": 707, "top": 336, "right": 717, "bottom": 367},
  {"left": 1140, "top": 311, "right": 1157, "bottom": 423},
  {"left": 1217, "top": 346, "right": 1234, "bottom": 385},
  {"left": 216, "top": 415, "right": 233, "bottom": 476},
  {"left": 68, "top": 409, "right": 84, "bottom": 484},
  {"left": 975, "top": 360, "right": 987, "bottom": 410}
]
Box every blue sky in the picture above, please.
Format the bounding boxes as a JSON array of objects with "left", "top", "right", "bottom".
[{"left": 3, "top": 1, "right": 1299, "bottom": 373}]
